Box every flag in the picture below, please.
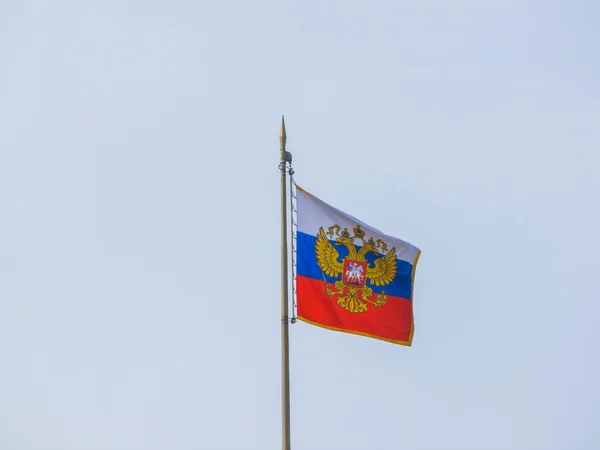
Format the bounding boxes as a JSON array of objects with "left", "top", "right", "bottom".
[{"left": 295, "top": 186, "right": 421, "bottom": 346}]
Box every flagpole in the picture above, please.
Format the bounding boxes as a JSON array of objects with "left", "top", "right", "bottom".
[{"left": 280, "top": 115, "right": 292, "bottom": 450}]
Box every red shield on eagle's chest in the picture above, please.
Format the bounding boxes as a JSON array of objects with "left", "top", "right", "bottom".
[{"left": 343, "top": 260, "right": 367, "bottom": 288}]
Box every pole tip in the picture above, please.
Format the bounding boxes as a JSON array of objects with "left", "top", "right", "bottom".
[{"left": 280, "top": 115, "right": 287, "bottom": 150}]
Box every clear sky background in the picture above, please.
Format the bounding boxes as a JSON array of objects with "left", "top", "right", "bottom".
[{"left": 1, "top": 1, "right": 599, "bottom": 449}]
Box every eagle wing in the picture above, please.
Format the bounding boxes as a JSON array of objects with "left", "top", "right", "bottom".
[
  {"left": 366, "top": 248, "right": 398, "bottom": 287},
  {"left": 315, "top": 227, "right": 344, "bottom": 277}
]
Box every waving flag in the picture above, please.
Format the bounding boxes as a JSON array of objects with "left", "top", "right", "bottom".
[{"left": 295, "top": 186, "right": 421, "bottom": 346}]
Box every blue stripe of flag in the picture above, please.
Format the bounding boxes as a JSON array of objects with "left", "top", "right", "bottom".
[{"left": 296, "top": 231, "right": 414, "bottom": 300}]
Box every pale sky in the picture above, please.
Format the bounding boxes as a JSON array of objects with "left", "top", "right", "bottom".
[{"left": 1, "top": 1, "right": 599, "bottom": 449}]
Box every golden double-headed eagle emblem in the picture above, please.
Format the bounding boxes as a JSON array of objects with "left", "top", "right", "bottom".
[{"left": 316, "top": 224, "right": 397, "bottom": 313}]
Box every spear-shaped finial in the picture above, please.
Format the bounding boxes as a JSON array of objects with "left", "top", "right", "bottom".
[{"left": 280, "top": 115, "right": 287, "bottom": 150}]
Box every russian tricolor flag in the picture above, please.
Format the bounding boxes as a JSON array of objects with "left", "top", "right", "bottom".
[{"left": 295, "top": 186, "right": 421, "bottom": 346}]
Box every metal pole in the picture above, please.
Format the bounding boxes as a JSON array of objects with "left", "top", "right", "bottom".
[{"left": 280, "top": 115, "right": 291, "bottom": 450}]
